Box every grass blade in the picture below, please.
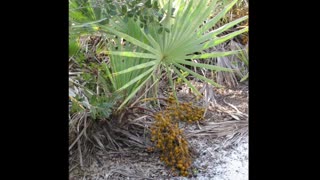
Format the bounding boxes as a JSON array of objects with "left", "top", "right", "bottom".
[
  {"left": 112, "top": 60, "right": 159, "bottom": 76},
  {"left": 197, "top": 16, "right": 248, "bottom": 44},
  {"left": 202, "top": 26, "right": 248, "bottom": 49},
  {"left": 240, "top": 73, "right": 248, "bottom": 82},
  {"left": 100, "top": 26, "right": 160, "bottom": 56},
  {"left": 171, "top": 66, "right": 201, "bottom": 96},
  {"left": 117, "top": 74, "right": 153, "bottom": 110},
  {"left": 187, "top": 50, "right": 240, "bottom": 59},
  {"left": 199, "top": 0, "right": 239, "bottom": 34},
  {"left": 105, "top": 51, "right": 158, "bottom": 59},
  {"left": 117, "top": 67, "right": 155, "bottom": 92},
  {"left": 173, "top": 62, "right": 222, "bottom": 87},
  {"left": 176, "top": 59, "right": 233, "bottom": 72}
]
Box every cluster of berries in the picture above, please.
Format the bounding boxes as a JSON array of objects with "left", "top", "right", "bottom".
[{"left": 148, "top": 95, "right": 204, "bottom": 177}]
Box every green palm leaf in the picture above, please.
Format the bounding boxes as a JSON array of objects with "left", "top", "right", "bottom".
[{"left": 75, "top": 0, "right": 248, "bottom": 110}]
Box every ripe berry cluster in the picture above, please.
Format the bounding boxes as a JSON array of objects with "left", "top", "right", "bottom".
[
  {"left": 149, "top": 95, "right": 204, "bottom": 177},
  {"left": 165, "top": 95, "right": 205, "bottom": 123}
]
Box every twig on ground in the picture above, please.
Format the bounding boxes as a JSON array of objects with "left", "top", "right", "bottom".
[
  {"left": 77, "top": 139, "right": 83, "bottom": 167},
  {"left": 70, "top": 124, "right": 86, "bottom": 150},
  {"left": 223, "top": 98, "right": 248, "bottom": 118}
]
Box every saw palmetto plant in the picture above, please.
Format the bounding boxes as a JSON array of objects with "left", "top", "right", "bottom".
[
  {"left": 73, "top": 0, "right": 248, "bottom": 110},
  {"left": 69, "top": 1, "right": 249, "bottom": 175}
]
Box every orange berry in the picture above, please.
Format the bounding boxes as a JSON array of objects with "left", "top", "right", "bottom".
[{"left": 146, "top": 147, "right": 154, "bottom": 152}]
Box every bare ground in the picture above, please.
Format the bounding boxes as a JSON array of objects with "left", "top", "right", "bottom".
[{"left": 70, "top": 83, "right": 248, "bottom": 180}]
